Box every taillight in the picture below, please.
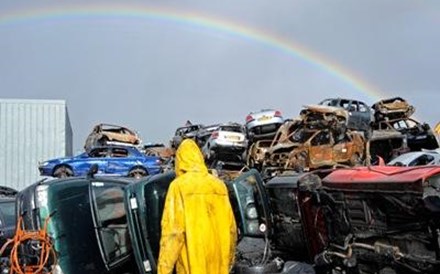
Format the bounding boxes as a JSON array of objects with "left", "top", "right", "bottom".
[
  {"left": 246, "top": 115, "right": 254, "bottom": 123},
  {"left": 274, "top": 110, "right": 282, "bottom": 117},
  {"left": 211, "top": 131, "right": 219, "bottom": 139}
]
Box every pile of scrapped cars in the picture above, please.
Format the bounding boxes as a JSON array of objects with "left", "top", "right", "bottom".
[{"left": 2, "top": 97, "right": 440, "bottom": 274}]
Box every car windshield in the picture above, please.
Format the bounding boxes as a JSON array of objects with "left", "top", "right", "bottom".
[
  {"left": 289, "top": 128, "right": 316, "bottom": 143},
  {"left": 220, "top": 126, "right": 243, "bottom": 133},
  {"left": 92, "top": 183, "right": 131, "bottom": 265}
]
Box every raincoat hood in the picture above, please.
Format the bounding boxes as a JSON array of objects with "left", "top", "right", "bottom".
[{"left": 175, "top": 139, "right": 208, "bottom": 177}]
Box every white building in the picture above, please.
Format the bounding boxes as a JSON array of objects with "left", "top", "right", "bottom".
[{"left": 0, "top": 99, "right": 73, "bottom": 190}]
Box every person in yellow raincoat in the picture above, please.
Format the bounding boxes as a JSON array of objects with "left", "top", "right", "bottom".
[{"left": 157, "top": 139, "right": 237, "bottom": 274}]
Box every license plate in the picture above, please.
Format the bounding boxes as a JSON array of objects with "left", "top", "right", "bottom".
[
  {"left": 226, "top": 135, "right": 240, "bottom": 141},
  {"left": 258, "top": 115, "right": 272, "bottom": 122}
]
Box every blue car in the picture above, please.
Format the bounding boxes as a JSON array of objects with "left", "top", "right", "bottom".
[{"left": 38, "top": 146, "right": 162, "bottom": 178}]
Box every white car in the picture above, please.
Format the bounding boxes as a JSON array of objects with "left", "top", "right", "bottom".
[
  {"left": 202, "top": 123, "right": 248, "bottom": 165},
  {"left": 387, "top": 150, "right": 440, "bottom": 166},
  {"left": 245, "top": 109, "right": 284, "bottom": 141}
]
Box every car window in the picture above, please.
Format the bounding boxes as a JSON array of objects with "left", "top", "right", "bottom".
[
  {"left": 220, "top": 126, "right": 243, "bottom": 133},
  {"left": 359, "top": 102, "right": 368, "bottom": 112},
  {"left": 409, "top": 154, "right": 435, "bottom": 166},
  {"left": 92, "top": 183, "right": 131, "bottom": 264},
  {"left": 320, "top": 99, "right": 332, "bottom": 106},
  {"left": 311, "top": 131, "right": 331, "bottom": 146},
  {"left": 110, "top": 148, "right": 129, "bottom": 158},
  {"left": 341, "top": 100, "right": 350, "bottom": 109},
  {"left": 289, "top": 128, "right": 315, "bottom": 143},
  {"left": 348, "top": 102, "right": 358, "bottom": 112},
  {"left": 89, "top": 148, "right": 108, "bottom": 158}
]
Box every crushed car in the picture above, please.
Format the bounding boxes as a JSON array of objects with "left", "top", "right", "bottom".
[
  {"left": 247, "top": 119, "right": 302, "bottom": 170},
  {"left": 141, "top": 143, "right": 175, "bottom": 159},
  {"left": 38, "top": 146, "right": 162, "bottom": 178},
  {"left": 84, "top": 124, "right": 142, "bottom": 151},
  {"left": 297, "top": 166, "right": 440, "bottom": 274},
  {"left": 368, "top": 129, "right": 409, "bottom": 164},
  {"left": 372, "top": 97, "right": 439, "bottom": 151},
  {"left": 372, "top": 96, "right": 415, "bottom": 121},
  {"left": 264, "top": 105, "right": 365, "bottom": 173},
  {"left": 374, "top": 117, "right": 439, "bottom": 151}
]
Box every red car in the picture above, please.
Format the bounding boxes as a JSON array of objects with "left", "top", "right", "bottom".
[{"left": 297, "top": 166, "right": 440, "bottom": 274}]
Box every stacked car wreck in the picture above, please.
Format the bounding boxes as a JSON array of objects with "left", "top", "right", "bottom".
[
  {"left": 261, "top": 105, "right": 365, "bottom": 175},
  {"left": 3, "top": 97, "right": 440, "bottom": 273}
]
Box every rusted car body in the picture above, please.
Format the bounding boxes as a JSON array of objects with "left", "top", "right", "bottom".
[
  {"left": 372, "top": 97, "right": 415, "bottom": 121},
  {"left": 142, "top": 144, "right": 175, "bottom": 159},
  {"left": 298, "top": 166, "right": 440, "bottom": 274},
  {"left": 84, "top": 124, "right": 141, "bottom": 151},
  {"left": 375, "top": 118, "right": 438, "bottom": 151},
  {"left": 299, "top": 105, "right": 348, "bottom": 130},
  {"left": 264, "top": 105, "right": 365, "bottom": 172},
  {"left": 369, "top": 129, "right": 409, "bottom": 163},
  {"left": 246, "top": 140, "right": 272, "bottom": 169}
]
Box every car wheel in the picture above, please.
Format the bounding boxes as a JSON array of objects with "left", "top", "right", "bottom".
[
  {"left": 128, "top": 167, "right": 148, "bottom": 179},
  {"left": 350, "top": 153, "right": 363, "bottom": 166},
  {"left": 53, "top": 166, "right": 73, "bottom": 178}
]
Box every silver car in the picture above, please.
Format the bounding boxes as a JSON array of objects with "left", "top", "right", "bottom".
[
  {"left": 387, "top": 150, "right": 440, "bottom": 166},
  {"left": 202, "top": 123, "right": 248, "bottom": 165},
  {"left": 245, "top": 109, "right": 284, "bottom": 141}
]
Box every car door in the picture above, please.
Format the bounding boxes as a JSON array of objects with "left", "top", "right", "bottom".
[
  {"left": 90, "top": 181, "right": 133, "bottom": 271},
  {"left": 227, "top": 169, "right": 271, "bottom": 238},
  {"left": 105, "top": 147, "right": 133, "bottom": 175},
  {"left": 308, "top": 131, "right": 334, "bottom": 167},
  {"left": 125, "top": 172, "right": 176, "bottom": 274},
  {"left": 74, "top": 148, "right": 109, "bottom": 176},
  {"left": 333, "top": 133, "right": 353, "bottom": 163}
]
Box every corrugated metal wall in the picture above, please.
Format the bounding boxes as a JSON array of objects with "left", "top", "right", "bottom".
[{"left": 0, "top": 99, "right": 73, "bottom": 190}]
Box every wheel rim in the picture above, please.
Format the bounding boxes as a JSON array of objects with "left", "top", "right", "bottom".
[
  {"left": 55, "top": 166, "right": 73, "bottom": 178},
  {"left": 130, "top": 169, "right": 146, "bottom": 178}
]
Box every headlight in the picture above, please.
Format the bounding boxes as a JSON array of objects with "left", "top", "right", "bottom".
[
  {"left": 246, "top": 205, "right": 258, "bottom": 219},
  {"left": 40, "top": 161, "right": 49, "bottom": 167},
  {"left": 247, "top": 221, "right": 259, "bottom": 235}
]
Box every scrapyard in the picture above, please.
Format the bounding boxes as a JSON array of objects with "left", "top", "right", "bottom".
[{"left": 2, "top": 97, "right": 440, "bottom": 274}]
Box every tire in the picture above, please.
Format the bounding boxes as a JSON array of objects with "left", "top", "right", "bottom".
[
  {"left": 128, "top": 167, "right": 148, "bottom": 179},
  {"left": 53, "top": 166, "right": 74, "bottom": 178}
]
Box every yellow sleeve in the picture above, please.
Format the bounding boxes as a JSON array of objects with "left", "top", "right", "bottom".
[{"left": 157, "top": 181, "right": 185, "bottom": 274}]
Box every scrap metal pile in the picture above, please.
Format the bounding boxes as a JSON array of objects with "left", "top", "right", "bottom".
[{"left": 2, "top": 97, "right": 440, "bottom": 274}]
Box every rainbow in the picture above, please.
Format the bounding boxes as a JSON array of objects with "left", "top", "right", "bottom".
[{"left": 0, "top": 3, "right": 385, "bottom": 101}]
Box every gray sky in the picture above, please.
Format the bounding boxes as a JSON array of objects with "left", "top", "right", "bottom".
[{"left": 0, "top": 0, "right": 439, "bottom": 152}]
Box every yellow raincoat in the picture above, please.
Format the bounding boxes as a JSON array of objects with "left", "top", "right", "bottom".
[{"left": 157, "top": 139, "right": 237, "bottom": 274}]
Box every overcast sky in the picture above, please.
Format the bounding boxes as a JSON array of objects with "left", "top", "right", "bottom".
[{"left": 0, "top": 0, "right": 439, "bottom": 152}]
